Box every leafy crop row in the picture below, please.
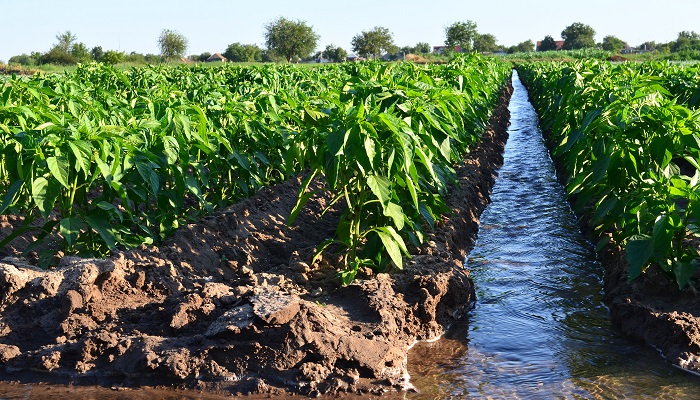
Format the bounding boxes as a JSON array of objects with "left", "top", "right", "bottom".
[
  {"left": 517, "top": 61, "right": 700, "bottom": 288},
  {"left": 0, "top": 55, "right": 510, "bottom": 280}
]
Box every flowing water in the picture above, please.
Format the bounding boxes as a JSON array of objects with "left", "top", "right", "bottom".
[{"left": 407, "top": 72, "right": 700, "bottom": 399}]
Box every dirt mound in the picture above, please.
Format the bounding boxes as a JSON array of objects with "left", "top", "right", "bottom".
[
  {"left": 0, "top": 82, "right": 513, "bottom": 396},
  {"left": 600, "top": 244, "right": 700, "bottom": 374},
  {"left": 404, "top": 54, "right": 430, "bottom": 63},
  {"left": 607, "top": 55, "right": 628, "bottom": 62}
]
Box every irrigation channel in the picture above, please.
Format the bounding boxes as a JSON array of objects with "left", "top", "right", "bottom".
[{"left": 407, "top": 72, "right": 700, "bottom": 399}]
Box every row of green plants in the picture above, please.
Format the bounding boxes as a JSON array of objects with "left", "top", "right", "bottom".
[
  {"left": 0, "top": 55, "right": 510, "bottom": 280},
  {"left": 635, "top": 61, "right": 700, "bottom": 108},
  {"left": 517, "top": 60, "right": 700, "bottom": 289},
  {"left": 500, "top": 49, "right": 613, "bottom": 62}
]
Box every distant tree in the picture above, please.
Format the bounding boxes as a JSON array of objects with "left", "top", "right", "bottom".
[
  {"left": 8, "top": 53, "right": 37, "bottom": 66},
  {"left": 351, "top": 26, "right": 395, "bottom": 59},
  {"left": 71, "top": 42, "right": 92, "bottom": 63},
  {"left": 444, "top": 21, "right": 478, "bottom": 51},
  {"left": 40, "top": 30, "right": 80, "bottom": 65},
  {"left": 55, "top": 31, "right": 78, "bottom": 53},
  {"left": 538, "top": 35, "right": 558, "bottom": 51},
  {"left": 322, "top": 44, "right": 347, "bottom": 62},
  {"left": 473, "top": 33, "right": 498, "bottom": 53},
  {"left": 224, "top": 43, "right": 263, "bottom": 62},
  {"left": 91, "top": 46, "right": 104, "bottom": 62},
  {"left": 515, "top": 40, "right": 535, "bottom": 52},
  {"left": 126, "top": 52, "right": 147, "bottom": 63},
  {"left": 671, "top": 31, "right": 700, "bottom": 52},
  {"left": 264, "top": 17, "right": 319, "bottom": 63},
  {"left": 400, "top": 45, "right": 416, "bottom": 55},
  {"left": 261, "top": 49, "right": 285, "bottom": 63},
  {"left": 601, "top": 35, "right": 626, "bottom": 52},
  {"left": 40, "top": 47, "right": 77, "bottom": 65},
  {"left": 415, "top": 42, "right": 431, "bottom": 54},
  {"left": 103, "top": 50, "right": 124, "bottom": 65},
  {"left": 224, "top": 43, "right": 246, "bottom": 62},
  {"left": 198, "top": 52, "right": 212, "bottom": 62},
  {"left": 561, "top": 22, "right": 596, "bottom": 50},
  {"left": 144, "top": 54, "right": 162, "bottom": 63},
  {"left": 158, "top": 29, "right": 188, "bottom": 61}
]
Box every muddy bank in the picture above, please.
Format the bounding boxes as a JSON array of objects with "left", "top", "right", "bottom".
[
  {"left": 516, "top": 74, "right": 700, "bottom": 376},
  {"left": 601, "top": 243, "right": 700, "bottom": 373},
  {"left": 0, "top": 81, "right": 513, "bottom": 395}
]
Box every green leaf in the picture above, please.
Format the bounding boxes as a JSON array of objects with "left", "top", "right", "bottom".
[
  {"left": 85, "top": 215, "right": 117, "bottom": 250},
  {"left": 47, "top": 155, "right": 70, "bottom": 189},
  {"left": 59, "top": 217, "right": 83, "bottom": 247},
  {"left": 163, "top": 136, "right": 180, "bottom": 165},
  {"left": 367, "top": 175, "right": 392, "bottom": 206},
  {"left": 96, "top": 201, "right": 123, "bottom": 222},
  {"left": 326, "top": 129, "right": 348, "bottom": 156},
  {"left": 135, "top": 159, "right": 159, "bottom": 196},
  {"left": 591, "top": 154, "right": 610, "bottom": 184},
  {"left": 288, "top": 171, "right": 318, "bottom": 226},
  {"left": 419, "top": 203, "right": 436, "bottom": 230},
  {"left": 68, "top": 140, "right": 93, "bottom": 176},
  {"left": 384, "top": 202, "right": 405, "bottom": 231},
  {"left": 0, "top": 180, "right": 24, "bottom": 214},
  {"left": 31, "top": 177, "right": 60, "bottom": 219},
  {"left": 652, "top": 215, "right": 674, "bottom": 263},
  {"left": 625, "top": 234, "right": 654, "bottom": 282},
  {"left": 364, "top": 137, "right": 376, "bottom": 170},
  {"left": 34, "top": 122, "right": 55, "bottom": 131},
  {"left": 95, "top": 156, "right": 113, "bottom": 184},
  {"left": 376, "top": 228, "right": 403, "bottom": 269},
  {"left": 674, "top": 259, "right": 698, "bottom": 290},
  {"left": 593, "top": 196, "right": 617, "bottom": 222},
  {"left": 595, "top": 236, "right": 610, "bottom": 252}
]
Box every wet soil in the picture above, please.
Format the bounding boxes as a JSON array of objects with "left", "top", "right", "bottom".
[
  {"left": 601, "top": 243, "right": 700, "bottom": 374},
  {"left": 0, "top": 82, "right": 514, "bottom": 396}
]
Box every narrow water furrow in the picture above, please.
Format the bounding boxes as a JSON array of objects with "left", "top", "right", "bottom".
[{"left": 408, "top": 72, "right": 700, "bottom": 399}]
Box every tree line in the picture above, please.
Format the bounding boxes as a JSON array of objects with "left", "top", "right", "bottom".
[
  {"left": 5, "top": 18, "right": 700, "bottom": 67},
  {"left": 535, "top": 22, "right": 700, "bottom": 54}
]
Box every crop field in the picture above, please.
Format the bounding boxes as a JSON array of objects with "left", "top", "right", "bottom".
[
  {"left": 0, "top": 54, "right": 510, "bottom": 280},
  {"left": 517, "top": 60, "right": 700, "bottom": 288}
]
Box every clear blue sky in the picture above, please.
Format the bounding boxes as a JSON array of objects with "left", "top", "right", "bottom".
[{"left": 1, "top": 0, "right": 698, "bottom": 62}]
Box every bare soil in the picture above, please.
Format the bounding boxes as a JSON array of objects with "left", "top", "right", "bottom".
[
  {"left": 601, "top": 243, "right": 700, "bottom": 373},
  {"left": 0, "top": 82, "right": 514, "bottom": 396}
]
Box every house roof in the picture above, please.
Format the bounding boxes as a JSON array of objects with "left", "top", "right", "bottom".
[
  {"left": 207, "top": 53, "right": 227, "bottom": 62},
  {"left": 536, "top": 40, "right": 565, "bottom": 51}
]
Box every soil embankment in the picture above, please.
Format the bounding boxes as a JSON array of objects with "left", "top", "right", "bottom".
[
  {"left": 601, "top": 245, "right": 700, "bottom": 373},
  {"left": 0, "top": 81, "right": 514, "bottom": 395}
]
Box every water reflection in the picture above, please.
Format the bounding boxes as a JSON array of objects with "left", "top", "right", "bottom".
[{"left": 407, "top": 72, "right": 700, "bottom": 399}]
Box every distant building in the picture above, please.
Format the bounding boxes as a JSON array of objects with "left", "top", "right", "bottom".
[
  {"left": 433, "top": 46, "right": 462, "bottom": 54},
  {"left": 620, "top": 45, "right": 634, "bottom": 54},
  {"left": 346, "top": 53, "right": 365, "bottom": 62},
  {"left": 536, "top": 40, "right": 565, "bottom": 51},
  {"left": 206, "top": 53, "right": 228, "bottom": 62}
]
